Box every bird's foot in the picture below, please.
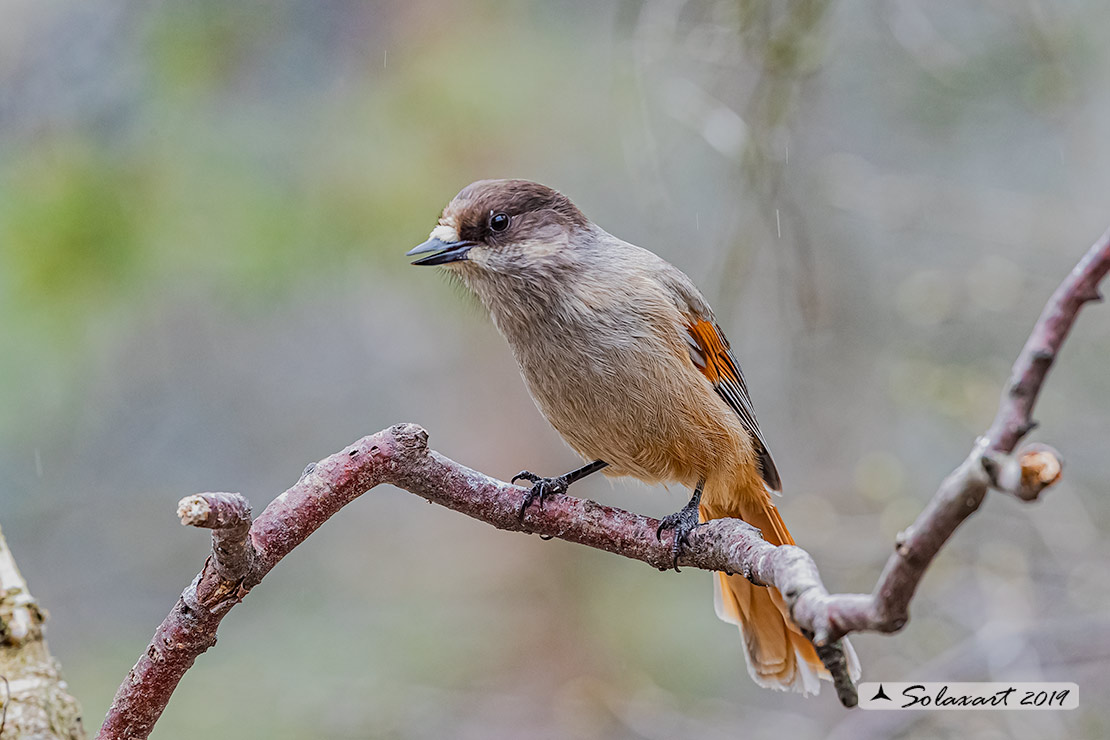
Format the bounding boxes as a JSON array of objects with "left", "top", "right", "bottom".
[
  {"left": 656, "top": 496, "right": 702, "bottom": 572},
  {"left": 512, "top": 471, "right": 569, "bottom": 519}
]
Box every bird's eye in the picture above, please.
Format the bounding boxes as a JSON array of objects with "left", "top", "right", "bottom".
[{"left": 489, "top": 212, "right": 510, "bottom": 232}]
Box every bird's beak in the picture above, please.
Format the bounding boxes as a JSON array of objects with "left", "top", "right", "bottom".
[{"left": 406, "top": 238, "right": 475, "bottom": 266}]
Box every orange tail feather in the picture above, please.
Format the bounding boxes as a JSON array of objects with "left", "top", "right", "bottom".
[{"left": 702, "top": 490, "right": 861, "bottom": 694}]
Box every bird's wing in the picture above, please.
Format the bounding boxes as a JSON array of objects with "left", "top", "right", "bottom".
[{"left": 685, "top": 319, "right": 782, "bottom": 492}]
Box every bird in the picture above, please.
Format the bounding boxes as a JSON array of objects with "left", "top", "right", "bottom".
[{"left": 407, "top": 178, "right": 860, "bottom": 694}]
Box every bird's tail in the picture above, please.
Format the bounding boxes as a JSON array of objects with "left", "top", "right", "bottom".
[{"left": 701, "top": 486, "right": 861, "bottom": 695}]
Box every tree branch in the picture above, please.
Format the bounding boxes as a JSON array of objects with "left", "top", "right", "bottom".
[
  {"left": 834, "top": 226, "right": 1110, "bottom": 642},
  {"left": 97, "top": 227, "right": 1110, "bottom": 738},
  {"left": 986, "top": 227, "right": 1110, "bottom": 452}
]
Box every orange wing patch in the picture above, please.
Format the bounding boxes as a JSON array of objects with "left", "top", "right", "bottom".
[
  {"left": 686, "top": 319, "right": 782, "bottom": 491},
  {"left": 686, "top": 319, "right": 738, "bottom": 385}
]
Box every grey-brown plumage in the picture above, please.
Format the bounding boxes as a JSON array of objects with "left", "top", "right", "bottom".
[{"left": 408, "top": 179, "right": 860, "bottom": 693}]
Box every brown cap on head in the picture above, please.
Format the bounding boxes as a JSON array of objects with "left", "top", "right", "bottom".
[
  {"left": 446, "top": 179, "right": 589, "bottom": 242},
  {"left": 408, "top": 179, "right": 590, "bottom": 266}
]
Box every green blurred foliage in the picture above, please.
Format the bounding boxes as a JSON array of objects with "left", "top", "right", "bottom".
[
  {"left": 0, "top": 0, "right": 609, "bottom": 435},
  {"left": 2, "top": 141, "right": 144, "bottom": 312}
]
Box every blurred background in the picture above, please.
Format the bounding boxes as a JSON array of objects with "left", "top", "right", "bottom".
[{"left": 3, "top": 0, "right": 1109, "bottom": 737}]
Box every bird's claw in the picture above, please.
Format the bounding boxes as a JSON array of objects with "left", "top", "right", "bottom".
[
  {"left": 656, "top": 500, "right": 701, "bottom": 572},
  {"left": 512, "top": 470, "right": 568, "bottom": 519}
]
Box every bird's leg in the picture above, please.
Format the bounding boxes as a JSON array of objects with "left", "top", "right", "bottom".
[
  {"left": 656, "top": 479, "right": 704, "bottom": 572},
  {"left": 513, "top": 460, "right": 608, "bottom": 519}
]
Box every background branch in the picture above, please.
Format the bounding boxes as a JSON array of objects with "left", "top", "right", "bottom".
[
  {"left": 98, "top": 228, "right": 1110, "bottom": 738},
  {"left": 0, "top": 522, "right": 85, "bottom": 740}
]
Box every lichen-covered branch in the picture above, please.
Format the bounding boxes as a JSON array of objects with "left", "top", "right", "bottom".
[
  {"left": 98, "top": 227, "right": 1110, "bottom": 738},
  {"left": 0, "top": 522, "right": 85, "bottom": 740}
]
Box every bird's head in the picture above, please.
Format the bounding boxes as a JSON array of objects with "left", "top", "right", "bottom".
[{"left": 407, "top": 179, "right": 590, "bottom": 279}]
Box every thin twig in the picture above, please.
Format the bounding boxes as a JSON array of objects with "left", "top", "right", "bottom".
[
  {"left": 835, "top": 226, "right": 1110, "bottom": 642},
  {"left": 986, "top": 225, "right": 1110, "bottom": 451}
]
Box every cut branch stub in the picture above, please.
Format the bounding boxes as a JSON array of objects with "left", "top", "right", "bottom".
[
  {"left": 1018, "top": 444, "right": 1063, "bottom": 498},
  {"left": 981, "top": 444, "right": 1064, "bottom": 502},
  {"left": 177, "top": 492, "right": 251, "bottom": 530},
  {"left": 177, "top": 492, "right": 255, "bottom": 608}
]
